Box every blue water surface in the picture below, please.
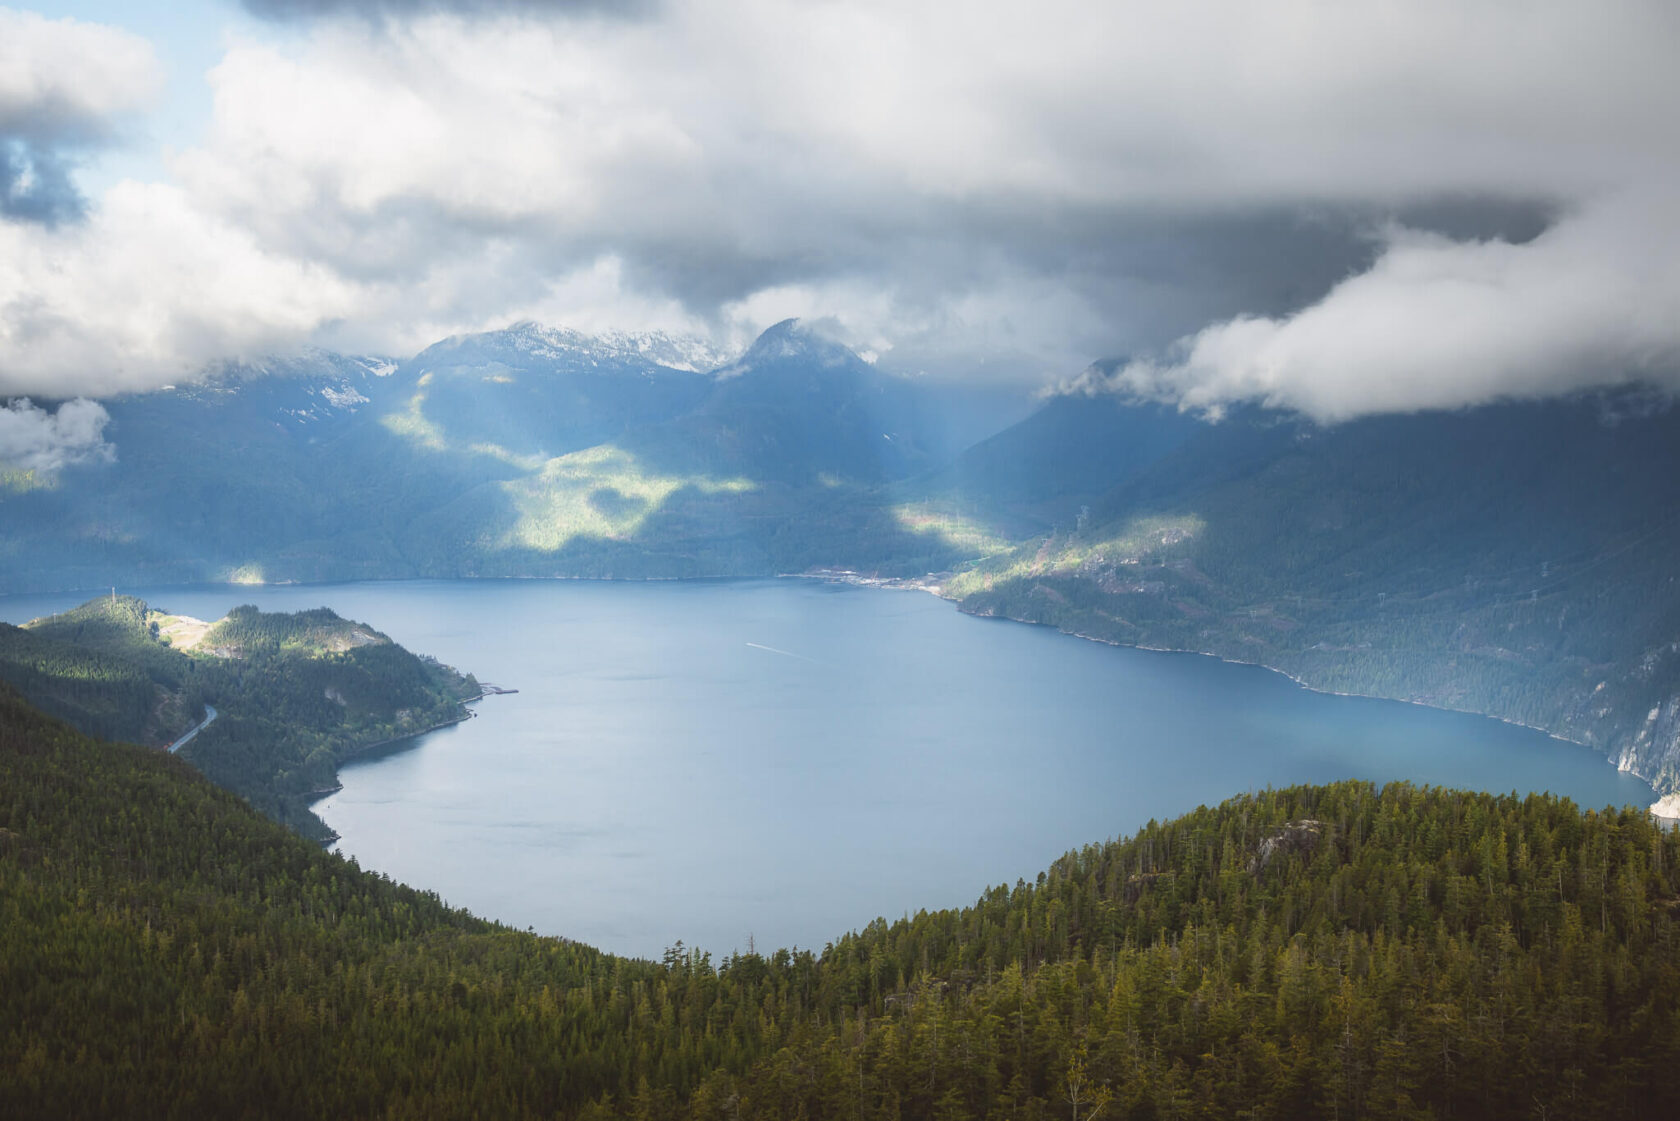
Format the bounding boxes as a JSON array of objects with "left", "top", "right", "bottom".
[{"left": 2, "top": 578, "right": 1654, "bottom": 959}]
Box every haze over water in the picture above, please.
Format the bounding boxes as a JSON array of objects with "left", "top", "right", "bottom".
[{"left": 2, "top": 579, "right": 1656, "bottom": 959}]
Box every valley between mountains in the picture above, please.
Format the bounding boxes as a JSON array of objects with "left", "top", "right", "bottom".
[
  {"left": 8, "top": 320, "right": 1680, "bottom": 810},
  {"left": 5, "top": 322, "right": 1678, "bottom": 1120}
]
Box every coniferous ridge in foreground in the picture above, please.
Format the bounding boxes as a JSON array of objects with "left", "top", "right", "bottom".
[{"left": 4, "top": 687, "right": 1679, "bottom": 1119}]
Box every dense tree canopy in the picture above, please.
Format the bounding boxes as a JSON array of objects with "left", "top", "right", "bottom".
[
  {"left": 0, "top": 596, "right": 478, "bottom": 841},
  {"left": 4, "top": 685, "right": 1677, "bottom": 1119}
]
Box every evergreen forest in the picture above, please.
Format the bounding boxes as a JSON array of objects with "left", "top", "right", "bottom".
[
  {"left": 0, "top": 596, "right": 479, "bottom": 841},
  {"left": 4, "top": 685, "right": 1677, "bottom": 1119}
]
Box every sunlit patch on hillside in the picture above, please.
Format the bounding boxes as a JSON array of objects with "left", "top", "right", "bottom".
[
  {"left": 379, "top": 386, "right": 449, "bottom": 451},
  {"left": 944, "top": 512, "right": 1205, "bottom": 597},
  {"left": 889, "top": 503, "right": 1015, "bottom": 556},
  {"left": 380, "top": 388, "right": 549, "bottom": 469},
  {"left": 0, "top": 468, "right": 57, "bottom": 495},
  {"left": 497, "top": 445, "right": 755, "bottom": 551},
  {"left": 1050, "top": 513, "right": 1205, "bottom": 572},
  {"left": 468, "top": 442, "right": 546, "bottom": 471},
  {"left": 228, "top": 564, "right": 266, "bottom": 585},
  {"left": 149, "top": 611, "right": 212, "bottom": 651}
]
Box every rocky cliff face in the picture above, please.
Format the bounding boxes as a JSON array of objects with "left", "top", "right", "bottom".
[
  {"left": 1558, "top": 637, "right": 1680, "bottom": 811},
  {"left": 1611, "top": 693, "right": 1680, "bottom": 810}
]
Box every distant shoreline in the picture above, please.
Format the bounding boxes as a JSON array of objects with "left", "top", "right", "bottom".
[
  {"left": 306, "top": 687, "right": 511, "bottom": 844},
  {"left": 9, "top": 574, "right": 1670, "bottom": 818},
  {"left": 334, "top": 681, "right": 521, "bottom": 763},
  {"left": 790, "top": 568, "right": 1672, "bottom": 818}
]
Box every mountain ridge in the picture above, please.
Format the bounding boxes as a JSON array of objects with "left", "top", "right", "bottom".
[
  {"left": 937, "top": 387, "right": 1680, "bottom": 807},
  {"left": 7, "top": 323, "right": 1680, "bottom": 801}
]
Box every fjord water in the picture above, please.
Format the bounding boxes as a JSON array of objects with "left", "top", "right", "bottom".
[{"left": 2, "top": 579, "right": 1655, "bottom": 959}]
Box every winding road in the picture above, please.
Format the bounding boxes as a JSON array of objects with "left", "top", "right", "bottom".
[{"left": 166, "top": 704, "right": 218, "bottom": 754}]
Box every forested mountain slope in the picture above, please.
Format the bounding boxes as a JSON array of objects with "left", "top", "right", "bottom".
[
  {"left": 0, "top": 596, "right": 478, "bottom": 841},
  {"left": 942, "top": 391, "right": 1680, "bottom": 804},
  {"left": 0, "top": 596, "right": 195, "bottom": 745},
  {"left": 3, "top": 688, "right": 1677, "bottom": 1119},
  {"left": 393, "top": 323, "right": 724, "bottom": 460},
  {"left": 10, "top": 322, "right": 1680, "bottom": 800},
  {"left": 912, "top": 377, "right": 1207, "bottom": 534},
  {"left": 0, "top": 322, "right": 1025, "bottom": 591}
]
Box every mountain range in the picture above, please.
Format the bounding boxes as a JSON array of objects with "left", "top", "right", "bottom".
[{"left": 4, "top": 320, "right": 1680, "bottom": 806}]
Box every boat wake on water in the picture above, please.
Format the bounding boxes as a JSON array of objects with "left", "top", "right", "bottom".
[{"left": 744, "top": 641, "right": 822, "bottom": 664}]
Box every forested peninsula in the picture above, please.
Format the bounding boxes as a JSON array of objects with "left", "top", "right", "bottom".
[
  {"left": 0, "top": 595, "right": 480, "bottom": 841},
  {"left": 4, "top": 686, "right": 1678, "bottom": 1119}
]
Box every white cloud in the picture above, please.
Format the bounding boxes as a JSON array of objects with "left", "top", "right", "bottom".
[
  {"left": 1102, "top": 188, "right": 1680, "bottom": 422},
  {"left": 0, "top": 8, "right": 161, "bottom": 139},
  {"left": 0, "top": 0, "right": 1676, "bottom": 407},
  {"left": 0, "top": 8, "right": 162, "bottom": 224},
  {"left": 0, "top": 396, "right": 112, "bottom": 472},
  {"left": 718, "top": 274, "right": 1107, "bottom": 385},
  {"left": 0, "top": 180, "right": 360, "bottom": 394}
]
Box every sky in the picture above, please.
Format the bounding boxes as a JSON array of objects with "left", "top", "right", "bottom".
[{"left": 1, "top": 0, "right": 1677, "bottom": 424}]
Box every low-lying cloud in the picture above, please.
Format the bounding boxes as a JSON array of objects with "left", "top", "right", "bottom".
[
  {"left": 1094, "top": 189, "right": 1680, "bottom": 422},
  {"left": 0, "top": 397, "right": 113, "bottom": 472}
]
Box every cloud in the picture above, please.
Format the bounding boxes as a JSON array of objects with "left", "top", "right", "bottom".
[
  {"left": 2, "top": 137, "right": 83, "bottom": 225},
  {"left": 0, "top": 181, "right": 361, "bottom": 395},
  {"left": 241, "top": 0, "right": 652, "bottom": 21},
  {"left": 0, "top": 8, "right": 161, "bottom": 225},
  {"left": 0, "top": 397, "right": 113, "bottom": 472},
  {"left": 0, "top": 1, "right": 1675, "bottom": 405},
  {"left": 1096, "top": 188, "right": 1680, "bottom": 422}
]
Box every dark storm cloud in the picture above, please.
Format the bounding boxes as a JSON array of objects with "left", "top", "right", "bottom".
[{"left": 595, "top": 190, "right": 1561, "bottom": 381}]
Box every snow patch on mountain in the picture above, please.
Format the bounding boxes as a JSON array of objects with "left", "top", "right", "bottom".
[
  {"left": 320, "top": 385, "right": 369, "bottom": 409},
  {"left": 501, "top": 322, "right": 733, "bottom": 373}
]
